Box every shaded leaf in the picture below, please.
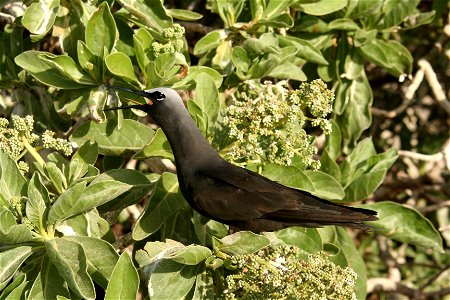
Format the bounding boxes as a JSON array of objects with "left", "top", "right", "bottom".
[
  {"left": 26, "top": 172, "right": 49, "bottom": 230},
  {"left": 214, "top": 231, "right": 270, "bottom": 255},
  {"left": 105, "top": 252, "right": 139, "bottom": 300},
  {"left": 0, "top": 246, "right": 33, "bottom": 286},
  {"left": 85, "top": 2, "right": 118, "bottom": 56},
  {"left": 0, "top": 152, "right": 27, "bottom": 201}
]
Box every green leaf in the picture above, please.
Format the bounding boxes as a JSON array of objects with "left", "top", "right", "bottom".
[
  {"left": 344, "top": 169, "right": 387, "bottom": 201},
  {"left": 133, "top": 172, "right": 187, "bottom": 240},
  {"left": 166, "top": 244, "right": 212, "bottom": 265},
  {"left": 70, "top": 119, "right": 154, "bottom": 156},
  {"left": 216, "top": 0, "right": 245, "bottom": 27},
  {"left": 0, "top": 207, "right": 33, "bottom": 244},
  {"left": 0, "top": 273, "right": 26, "bottom": 299},
  {"left": 268, "top": 61, "right": 307, "bottom": 81},
  {"left": 0, "top": 152, "right": 27, "bottom": 201},
  {"left": 304, "top": 170, "right": 345, "bottom": 200},
  {"left": 262, "top": 164, "right": 314, "bottom": 192},
  {"left": 214, "top": 231, "right": 270, "bottom": 255},
  {"left": 85, "top": 2, "right": 118, "bottom": 56},
  {"left": 193, "top": 30, "right": 227, "bottom": 56},
  {"left": 45, "top": 161, "right": 68, "bottom": 194},
  {"left": 363, "top": 201, "right": 444, "bottom": 251},
  {"left": 195, "top": 73, "right": 220, "bottom": 130},
  {"left": 167, "top": 8, "right": 203, "bottom": 21},
  {"left": 38, "top": 54, "right": 95, "bottom": 85},
  {"left": 66, "top": 236, "right": 119, "bottom": 288},
  {"left": 328, "top": 18, "right": 360, "bottom": 31},
  {"left": 359, "top": 39, "right": 413, "bottom": 77},
  {"left": 172, "top": 66, "right": 223, "bottom": 90},
  {"left": 192, "top": 266, "right": 215, "bottom": 300},
  {"left": 22, "top": 0, "right": 59, "bottom": 35},
  {"left": 105, "top": 52, "right": 140, "bottom": 85},
  {"left": 320, "top": 150, "right": 341, "bottom": 181},
  {"left": 26, "top": 173, "right": 49, "bottom": 230},
  {"left": 45, "top": 238, "right": 96, "bottom": 299},
  {"left": 403, "top": 11, "right": 436, "bottom": 29},
  {"left": 377, "top": 0, "right": 420, "bottom": 29},
  {"left": 0, "top": 246, "right": 33, "bottom": 287},
  {"left": 278, "top": 36, "right": 328, "bottom": 65},
  {"left": 15, "top": 51, "right": 88, "bottom": 89},
  {"left": 212, "top": 40, "right": 232, "bottom": 69},
  {"left": 116, "top": 0, "right": 172, "bottom": 31},
  {"left": 263, "top": 0, "right": 290, "bottom": 19},
  {"left": 335, "top": 76, "right": 372, "bottom": 149},
  {"left": 134, "top": 128, "right": 174, "bottom": 160},
  {"left": 272, "top": 227, "right": 322, "bottom": 254},
  {"left": 105, "top": 252, "right": 139, "bottom": 300},
  {"left": 69, "top": 141, "right": 98, "bottom": 183},
  {"left": 297, "top": 0, "right": 347, "bottom": 16},
  {"left": 47, "top": 181, "right": 86, "bottom": 224},
  {"left": 93, "top": 169, "right": 154, "bottom": 212},
  {"left": 28, "top": 255, "right": 71, "bottom": 299},
  {"left": 324, "top": 120, "right": 342, "bottom": 161}
]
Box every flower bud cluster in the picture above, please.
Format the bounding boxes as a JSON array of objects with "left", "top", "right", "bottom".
[
  {"left": 0, "top": 115, "right": 72, "bottom": 171},
  {"left": 223, "top": 246, "right": 357, "bottom": 300},
  {"left": 223, "top": 80, "right": 333, "bottom": 169},
  {"left": 152, "top": 24, "right": 185, "bottom": 58}
]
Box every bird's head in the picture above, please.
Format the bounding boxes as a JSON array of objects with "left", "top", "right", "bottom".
[{"left": 104, "top": 85, "right": 182, "bottom": 114}]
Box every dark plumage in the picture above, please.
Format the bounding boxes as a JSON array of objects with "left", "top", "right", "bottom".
[{"left": 104, "top": 86, "right": 378, "bottom": 232}]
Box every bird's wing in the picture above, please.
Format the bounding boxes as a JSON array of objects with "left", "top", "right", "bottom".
[
  {"left": 193, "top": 163, "right": 377, "bottom": 225},
  {"left": 191, "top": 164, "right": 298, "bottom": 221}
]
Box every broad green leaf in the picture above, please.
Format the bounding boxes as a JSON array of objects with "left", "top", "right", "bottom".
[
  {"left": 353, "top": 29, "right": 377, "bottom": 47},
  {"left": 278, "top": 36, "right": 328, "bottom": 65},
  {"left": 377, "top": 0, "right": 419, "bottom": 29},
  {"left": 28, "top": 255, "right": 71, "bottom": 299},
  {"left": 145, "top": 260, "right": 199, "bottom": 300},
  {"left": 45, "top": 161, "right": 68, "bottom": 194},
  {"left": 116, "top": 0, "right": 172, "bottom": 31},
  {"left": 135, "top": 240, "right": 178, "bottom": 267},
  {"left": 188, "top": 100, "right": 208, "bottom": 135},
  {"left": 0, "top": 207, "right": 33, "bottom": 243},
  {"left": 133, "top": 172, "right": 188, "bottom": 240},
  {"left": 262, "top": 164, "right": 314, "bottom": 192},
  {"left": 70, "top": 119, "right": 154, "bottom": 156},
  {"left": 212, "top": 40, "right": 232, "bottom": 69},
  {"left": 172, "top": 66, "right": 223, "bottom": 90},
  {"left": 45, "top": 238, "right": 95, "bottom": 299},
  {"left": 166, "top": 244, "right": 212, "bottom": 265},
  {"left": 195, "top": 73, "right": 220, "bottom": 129},
  {"left": 363, "top": 201, "right": 444, "bottom": 251},
  {"left": 256, "top": 13, "right": 293, "bottom": 28},
  {"left": 346, "top": 138, "right": 377, "bottom": 167},
  {"left": 0, "top": 273, "right": 27, "bottom": 299},
  {"left": 324, "top": 120, "right": 342, "bottom": 160},
  {"left": 231, "top": 46, "right": 250, "bottom": 74},
  {"left": 0, "top": 246, "right": 32, "bottom": 287},
  {"left": 0, "top": 273, "right": 26, "bottom": 299},
  {"left": 214, "top": 231, "right": 270, "bottom": 255},
  {"left": 359, "top": 39, "right": 413, "bottom": 77},
  {"left": 93, "top": 169, "right": 154, "bottom": 212},
  {"left": 105, "top": 252, "right": 139, "bottom": 300},
  {"left": 345, "top": 169, "right": 387, "bottom": 201},
  {"left": 328, "top": 18, "right": 360, "bottom": 31},
  {"left": 272, "top": 227, "right": 322, "bottom": 254},
  {"left": 15, "top": 51, "right": 87, "bottom": 89},
  {"left": 320, "top": 150, "right": 341, "bottom": 180},
  {"left": 26, "top": 173, "right": 49, "bottom": 230},
  {"left": 263, "top": 0, "right": 290, "bottom": 19},
  {"left": 403, "top": 11, "right": 436, "bottom": 29},
  {"left": 335, "top": 75, "right": 372, "bottom": 149},
  {"left": 22, "top": 0, "right": 59, "bottom": 35},
  {"left": 193, "top": 30, "right": 227, "bottom": 55},
  {"left": 57, "top": 210, "right": 110, "bottom": 239},
  {"left": 47, "top": 181, "right": 86, "bottom": 224},
  {"left": 167, "top": 8, "right": 203, "bottom": 21},
  {"left": 0, "top": 152, "right": 27, "bottom": 201},
  {"left": 297, "top": 0, "right": 347, "bottom": 16},
  {"left": 304, "top": 170, "right": 345, "bottom": 200},
  {"left": 216, "top": 0, "right": 245, "bottom": 27},
  {"left": 77, "top": 41, "right": 98, "bottom": 81},
  {"left": 66, "top": 236, "right": 119, "bottom": 288},
  {"left": 85, "top": 2, "right": 118, "bottom": 56},
  {"left": 68, "top": 141, "right": 98, "bottom": 183},
  {"left": 133, "top": 29, "right": 153, "bottom": 72},
  {"left": 105, "top": 52, "right": 140, "bottom": 85},
  {"left": 38, "top": 54, "right": 95, "bottom": 85},
  {"left": 50, "top": 180, "right": 132, "bottom": 223},
  {"left": 268, "top": 61, "right": 307, "bottom": 81},
  {"left": 134, "top": 128, "right": 174, "bottom": 160}
]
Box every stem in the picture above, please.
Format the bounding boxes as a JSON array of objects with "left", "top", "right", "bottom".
[{"left": 20, "top": 136, "right": 45, "bottom": 167}]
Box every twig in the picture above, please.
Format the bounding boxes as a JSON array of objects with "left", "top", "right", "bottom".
[
  {"left": 418, "top": 59, "right": 450, "bottom": 115},
  {"left": 398, "top": 149, "right": 443, "bottom": 162},
  {"left": 112, "top": 232, "right": 134, "bottom": 250}
]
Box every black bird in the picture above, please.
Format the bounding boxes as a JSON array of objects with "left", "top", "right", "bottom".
[{"left": 105, "top": 85, "right": 378, "bottom": 232}]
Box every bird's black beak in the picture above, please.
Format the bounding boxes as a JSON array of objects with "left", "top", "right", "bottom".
[{"left": 105, "top": 85, "right": 155, "bottom": 107}]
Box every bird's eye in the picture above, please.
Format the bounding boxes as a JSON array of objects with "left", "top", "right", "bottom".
[{"left": 151, "top": 91, "right": 165, "bottom": 101}]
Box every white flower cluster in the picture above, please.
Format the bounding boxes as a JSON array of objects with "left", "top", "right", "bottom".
[{"left": 223, "top": 80, "right": 334, "bottom": 169}]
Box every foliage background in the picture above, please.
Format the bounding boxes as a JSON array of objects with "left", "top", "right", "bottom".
[{"left": 0, "top": 0, "right": 449, "bottom": 299}]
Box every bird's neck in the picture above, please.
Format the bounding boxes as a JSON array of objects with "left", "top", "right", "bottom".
[{"left": 151, "top": 103, "right": 222, "bottom": 173}]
